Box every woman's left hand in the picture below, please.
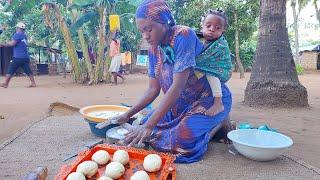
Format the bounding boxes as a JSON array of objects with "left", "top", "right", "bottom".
[{"left": 120, "top": 124, "right": 153, "bottom": 147}]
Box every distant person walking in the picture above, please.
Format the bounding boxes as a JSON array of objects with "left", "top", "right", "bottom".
[
  {"left": 108, "top": 31, "right": 124, "bottom": 85},
  {"left": 0, "top": 22, "right": 36, "bottom": 88}
]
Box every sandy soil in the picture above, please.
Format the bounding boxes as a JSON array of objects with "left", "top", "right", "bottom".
[{"left": 0, "top": 72, "right": 319, "bottom": 169}]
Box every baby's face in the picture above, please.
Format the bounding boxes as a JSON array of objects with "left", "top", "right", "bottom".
[{"left": 202, "top": 14, "right": 226, "bottom": 42}]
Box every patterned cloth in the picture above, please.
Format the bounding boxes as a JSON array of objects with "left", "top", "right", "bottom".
[
  {"left": 135, "top": 0, "right": 175, "bottom": 26},
  {"left": 142, "top": 26, "right": 232, "bottom": 163},
  {"left": 195, "top": 36, "right": 232, "bottom": 82}
]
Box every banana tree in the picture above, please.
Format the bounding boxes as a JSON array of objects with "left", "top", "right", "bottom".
[
  {"left": 68, "top": 0, "right": 95, "bottom": 84},
  {"left": 70, "top": 0, "right": 141, "bottom": 84},
  {"left": 42, "top": 2, "right": 84, "bottom": 83}
]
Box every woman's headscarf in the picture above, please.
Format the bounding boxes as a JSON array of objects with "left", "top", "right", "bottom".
[{"left": 135, "top": 0, "right": 175, "bottom": 27}]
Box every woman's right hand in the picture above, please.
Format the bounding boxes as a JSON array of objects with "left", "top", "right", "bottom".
[{"left": 95, "top": 113, "right": 130, "bottom": 129}]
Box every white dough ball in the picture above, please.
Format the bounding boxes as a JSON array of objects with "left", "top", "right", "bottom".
[
  {"left": 92, "top": 150, "right": 110, "bottom": 165},
  {"left": 97, "top": 176, "right": 113, "bottom": 180},
  {"left": 76, "top": 160, "right": 98, "bottom": 177},
  {"left": 66, "top": 172, "right": 86, "bottom": 180},
  {"left": 105, "top": 162, "right": 125, "bottom": 179},
  {"left": 112, "top": 150, "right": 129, "bottom": 165},
  {"left": 130, "top": 170, "right": 150, "bottom": 180},
  {"left": 143, "top": 154, "right": 162, "bottom": 172}
]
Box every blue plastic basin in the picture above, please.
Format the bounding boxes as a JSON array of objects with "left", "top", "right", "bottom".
[{"left": 85, "top": 118, "right": 119, "bottom": 138}]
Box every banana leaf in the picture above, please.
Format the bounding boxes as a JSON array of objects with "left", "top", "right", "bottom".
[{"left": 70, "top": 11, "right": 99, "bottom": 32}]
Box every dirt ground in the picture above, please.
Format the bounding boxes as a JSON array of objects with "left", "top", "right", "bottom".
[{"left": 0, "top": 72, "right": 319, "bottom": 169}]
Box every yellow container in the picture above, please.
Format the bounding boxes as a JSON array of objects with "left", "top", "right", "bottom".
[{"left": 109, "top": 14, "right": 120, "bottom": 32}]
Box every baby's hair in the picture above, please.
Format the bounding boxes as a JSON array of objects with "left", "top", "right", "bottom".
[{"left": 202, "top": 9, "right": 229, "bottom": 29}]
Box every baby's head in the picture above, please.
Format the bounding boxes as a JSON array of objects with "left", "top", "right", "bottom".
[{"left": 201, "top": 9, "right": 228, "bottom": 42}]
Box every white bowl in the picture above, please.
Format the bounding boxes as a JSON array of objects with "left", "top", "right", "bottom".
[{"left": 227, "top": 129, "right": 293, "bottom": 161}]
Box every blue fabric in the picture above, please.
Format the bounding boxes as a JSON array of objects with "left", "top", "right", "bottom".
[
  {"left": 136, "top": 0, "right": 175, "bottom": 26},
  {"left": 144, "top": 26, "right": 232, "bottom": 163},
  {"left": 12, "top": 32, "right": 29, "bottom": 59},
  {"left": 7, "top": 58, "right": 32, "bottom": 76}
]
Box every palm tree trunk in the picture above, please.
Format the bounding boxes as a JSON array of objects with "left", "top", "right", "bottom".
[
  {"left": 244, "top": 0, "right": 308, "bottom": 107},
  {"left": 94, "top": 7, "right": 107, "bottom": 84},
  {"left": 48, "top": 3, "right": 83, "bottom": 83},
  {"left": 234, "top": 10, "right": 245, "bottom": 78},
  {"left": 291, "top": 0, "right": 300, "bottom": 64},
  {"left": 314, "top": 1, "right": 320, "bottom": 25}
]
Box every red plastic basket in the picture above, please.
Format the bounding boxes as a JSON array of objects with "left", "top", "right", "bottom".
[{"left": 55, "top": 144, "right": 176, "bottom": 180}]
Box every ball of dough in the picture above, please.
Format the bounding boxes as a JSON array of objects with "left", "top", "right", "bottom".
[
  {"left": 76, "top": 160, "right": 98, "bottom": 177},
  {"left": 143, "top": 154, "right": 162, "bottom": 172},
  {"left": 105, "top": 162, "right": 125, "bottom": 179},
  {"left": 97, "top": 176, "right": 113, "bottom": 180},
  {"left": 112, "top": 150, "right": 129, "bottom": 165},
  {"left": 66, "top": 172, "right": 86, "bottom": 180},
  {"left": 130, "top": 170, "right": 150, "bottom": 180},
  {"left": 92, "top": 150, "right": 110, "bottom": 165}
]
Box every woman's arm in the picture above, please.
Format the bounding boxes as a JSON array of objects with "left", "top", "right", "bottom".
[
  {"left": 125, "top": 77, "right": 161, "bottom": 118},
  {"left": 96, "top": 77, "right": 160, "bottom": 129},
  {"left": 123, "top": 68, "right": 190, "bottom": 146},
  {"left": 145, "top": 69, "right": 190, "bottom": 128}
]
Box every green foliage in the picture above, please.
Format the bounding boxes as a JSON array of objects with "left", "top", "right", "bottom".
[
  {"left": 116, "top": 1, "right": 140, "bottom": 53},
  {"left": 71, "top": 0, "right": 95, "bottom": 8},
  {"left": 70, "top": 11, "right": 99, "bottom": 32},
  {"left": 296, "top": 63, "right": 304, "bottom": 75},
  {"left": 167, "top": 0, "right": 260, "bottom": 61},
  {"left": 239, "top": 39, "right": 257, "bottom": 71}
]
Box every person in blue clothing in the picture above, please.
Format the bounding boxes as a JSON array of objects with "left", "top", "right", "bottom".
[
  {"left": 97, "top": 0, "right": 233, "bottom": 163},
  {"left": 0, "top": 22, "right": 36, "bottom": 88}
]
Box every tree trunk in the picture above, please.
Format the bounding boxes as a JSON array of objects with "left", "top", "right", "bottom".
[
  {"left": 78, "top": 30, "right": 94, "bottom": 84},
  {"left": 103, "top": 33, "right": 112, "bottom": 83},
  {"left": 315, "top": 1, "right": 320, "bottom": 25},
  {"left": 291, "top": 0, "right": 300, "bottom": 64},
  {"left": 94, "top": 7, "right": 107, "bottom": 84},
  {"left": 49, "top": 3, "right": 83, "bottom": 83},
  {"left": 244, "top": 0, "right": 308, "bottom": 107},
  {"left": 234, "top": 10, "right": 245, "bottom": 78}
]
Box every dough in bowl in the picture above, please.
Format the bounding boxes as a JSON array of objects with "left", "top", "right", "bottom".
[
  {"left": 143, "top": 154, "right": 162, "bottom": 172},
  {"left": 92, "top": 150, "right": 110, "bottom": 165},
  {"left": 76, "top": 160, "right": 98, "bottom": 178},
  {"left": 66, "top": 172, "right": 86, "bottom": 180},
  {"left": 130, "top": 170, "right": 150, "bottom": 180},
  {"left": 112, "top": 150, "right": 129, "bottom": 165},
  {"left": 105, "top": 162, "right": 125, "bottom": 179},
  {"left": 97, "top": 176, "right": 113, "bottom": 180}
]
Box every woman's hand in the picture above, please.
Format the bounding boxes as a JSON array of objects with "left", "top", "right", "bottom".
[
  {"left": 95, "top": 113, "right": 130, "bottom": 129},
  {"left": 120, "top": 124, "right": 153, "bottom": 147}
]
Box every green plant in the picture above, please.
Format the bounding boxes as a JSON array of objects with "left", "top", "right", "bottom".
[
  {"left": 240, "top": 39, "right": 257, "bottom": 71},
  {"left": 296, "top": 63, "right": 304, "bottom": 75}
]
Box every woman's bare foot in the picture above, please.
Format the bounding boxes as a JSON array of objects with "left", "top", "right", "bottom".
[
  {"left": 205, "top": 100, "right": 224, "bottom": 116},
  {"left": 0, "top": 83, "right": 8, "bottom": 88},
  {"left": 211, "top": 117, "right": 235, "bottom": 144}
]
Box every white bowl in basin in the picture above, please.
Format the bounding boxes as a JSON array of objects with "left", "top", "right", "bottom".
[{"left": 227, "top": 129, "right": 293, "bottom": 161}]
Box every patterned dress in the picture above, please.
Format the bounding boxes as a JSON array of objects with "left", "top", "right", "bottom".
[{"left": 142, "top": 26, "right": 232, "bottom": 163}]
